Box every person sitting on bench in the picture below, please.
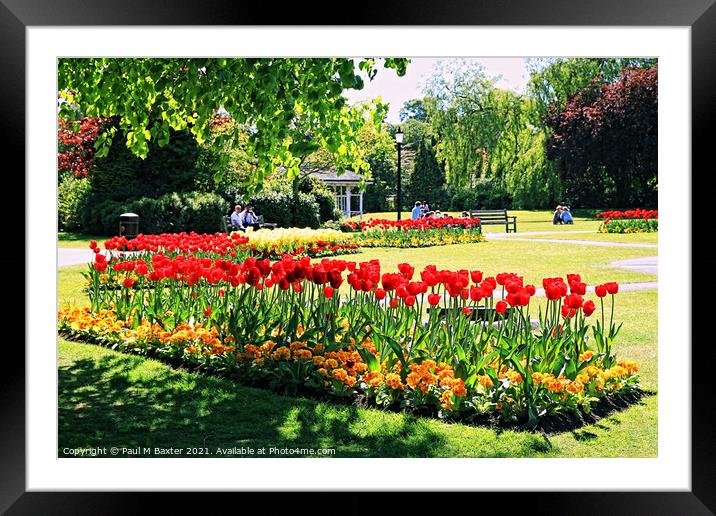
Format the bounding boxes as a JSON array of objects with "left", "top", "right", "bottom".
[
  {"left": 239, "top": 205, "right": 262, "bottom": 231},
  {"left": 230, "top": 204, "right": 245, "bottom": 231}
]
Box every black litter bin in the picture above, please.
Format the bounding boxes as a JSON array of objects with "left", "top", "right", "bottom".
[{"left": 119, "top": 213, "right": 139, "bottom": 239}]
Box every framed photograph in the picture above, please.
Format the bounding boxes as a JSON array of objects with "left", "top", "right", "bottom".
[{"left": 5, "top": 0, "right": 713, "bottom": 511}]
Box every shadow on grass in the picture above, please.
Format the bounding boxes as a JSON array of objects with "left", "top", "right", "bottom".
[{"left": 59, "top": 352, "right": 555, "bottom": 458}]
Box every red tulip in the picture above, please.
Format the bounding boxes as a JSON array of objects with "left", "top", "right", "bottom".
[
  {"left": 470, "top": 270, "right": 483, "bottom": 284},
  {"left": 567, "top": 274, "right": 581, "bottom": 284},
  {"left": 469, "top": 286, "right": 482, "bottom": 302},
  {"left": 323, "top": 286, "right": 334, "bottom": 299},
  {"left": 561, "top": 305, "right": 576, "bottom": 318},
  {"left": 605, "top": 282, "right": 619, "bottom": 294},
  {"left": 404, "top": 295, "right": 416, "bottom": 307},
  {"left": 495, "top": 301, "right": 507, "bottom": 314},
  {"left": 565, "top": 294, "right": 583, "bottom": 309},
  {"left": 594, "top": 284, "right": 607, "bottom": 297},
  {"left": 398, "top": 263, "right": 414, "bottom": 280},
  {"left": 428, "top": 293, "right": 441, "bottom": 306},
  {"left": 583, "top": 300, "right": 596, "bottom": 316},
  {"left": 374, "top": 288, "right": 387, "bottom": 300},
  {"left": 389, "top": 298, "right": 400, "bottom": 309},
  {"left": 545, "top": 284, "right": 562, "bottom": 301},
  {"left": 122, "top": 277, "right": 135, "bottom": 289}
]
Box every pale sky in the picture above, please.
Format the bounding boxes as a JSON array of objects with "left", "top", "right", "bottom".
[{"left": 343, "top": 57, "right": 530, "bottom": 124}]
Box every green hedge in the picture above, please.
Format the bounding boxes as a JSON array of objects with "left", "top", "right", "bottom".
[
  {"left": 311, "top": 189, "right": 340, "bottom": 223},
  {"left": 82, "top": 191, "right": 226, "bottom": 235},
  {"left": 248, "top": 190, "right": 321, "bottom": 229},
  {"left": 58, "top": 174, "right": 92, "bottom": 231}
]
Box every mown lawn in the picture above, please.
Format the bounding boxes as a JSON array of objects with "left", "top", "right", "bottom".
[
  {"left": 57, "top": 227, "right": 658, "bottom": 458},
  {"left": 58, "top": 337, "right": 656, "bottom": 458},
  {"left": 57, "top": 232, "right": 106, "bottom": 248},
  {"left": 348, "top": 239, "right": 656, "bottom": 286}
]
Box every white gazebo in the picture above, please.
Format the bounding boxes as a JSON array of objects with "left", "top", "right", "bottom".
[{"left": 309, "top": 169, "right": 373, "bottom": 220}]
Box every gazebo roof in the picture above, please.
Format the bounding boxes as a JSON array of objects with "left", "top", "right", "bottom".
[{"left": 303, "top": 168, "right": 373, "bottom": 185}]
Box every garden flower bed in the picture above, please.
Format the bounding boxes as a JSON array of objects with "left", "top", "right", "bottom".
[
  {"left": 596, "top": 209, "right": 658, "bottom": 233},
  {"left": 243, "top": 227, "right": 359, "bottom": 258},
  {"left": 342, "top": 217, "right": 485, "bottom": 248},
  {"left": 101, "top": 228, "right": 359, "bottom": 260},
  {"left": 61, "top": 251, "right": 641, "bottom": 429}
]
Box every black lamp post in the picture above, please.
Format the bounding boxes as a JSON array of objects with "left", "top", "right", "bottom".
[{"left": 395, "top": 126, "right": 404, "bottom": 220}]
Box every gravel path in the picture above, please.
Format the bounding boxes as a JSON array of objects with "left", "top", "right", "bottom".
[
  {"left": 609, "top": 256, "right": 658, "bottom": 276},
  {"left": 488, "top": 230, "right": 595, "bottom": 237},
  {"left": 490, "top": 237, "right": 656, "bottom": 248}
]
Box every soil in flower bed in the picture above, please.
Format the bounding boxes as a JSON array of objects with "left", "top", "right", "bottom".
[{"left": 59, "top": 332, "right": 649, "bottom": 435}]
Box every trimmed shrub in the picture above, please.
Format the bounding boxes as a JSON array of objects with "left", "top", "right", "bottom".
[
  {"left": 58, "top": 174, "right": 92, "bottom": 231},
  {"left": 311, "top": 189, "right": 340, "bottom": 223},
  {"left": 81, "top": 191, "right": 225, "bottom": 236},
  {"left": 248, "top": 191, "right": 294, "bottom": 228},
  {"left": 248, "top": 190, "right": 323, "bottom": 228},
  {"left": 290, "top": 193, "right": 321, "bottom": 229}
]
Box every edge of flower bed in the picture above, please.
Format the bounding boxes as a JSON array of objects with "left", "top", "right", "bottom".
[{"left": 58, "top": 330, "right": 651, "bottom": 435}]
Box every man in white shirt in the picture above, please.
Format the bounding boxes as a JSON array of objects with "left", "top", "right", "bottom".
[{"left": 230, "top": 205, "right": 244, "bottom": 231}]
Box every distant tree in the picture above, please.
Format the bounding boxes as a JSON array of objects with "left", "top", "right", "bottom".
[
  {"left": 545, "top": 66, "right": 658, "bottom": 208},
  {"left": 406, "top": 138, "right": 447, "bottom": 208},
  {"left": 400, "top": 118, "right": 431, "bottom": 148},
  {"left": 302, "top": 122, "right": 398, "bottom": 213},
  {"left": 399, "top": 98, "right": 428, "bottom": 122}
]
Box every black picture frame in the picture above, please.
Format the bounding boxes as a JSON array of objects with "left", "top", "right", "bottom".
[{"left": 4, "top": 0, "right": 713, "bottom": 512}]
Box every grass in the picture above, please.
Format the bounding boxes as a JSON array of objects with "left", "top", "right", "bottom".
[
  {"left": 57, "top": 220, "right": 658, "bottom": 458},
  {"left": 58, "top": 338, "right": 656, "bottom": 458},
  {"left": 57, "top": 232, "right": 106, "bottom": 249},
  {"left": 347, "top": 239, "right": 656, "bottom": 286}
]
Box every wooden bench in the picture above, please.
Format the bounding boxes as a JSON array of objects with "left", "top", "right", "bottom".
[{"left": 469, "top": 209, "right": 517, "bottom": 233}]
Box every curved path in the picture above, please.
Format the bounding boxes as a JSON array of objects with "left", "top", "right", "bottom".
[
  {"left": 609, "top": 256, "right": 657, "bottom": 276},
  {"left": 487, "top": 231, "right": 657, "bottom": 249},
  {"left": 58, "top": 248, "right": 114, "bottom": 268}
]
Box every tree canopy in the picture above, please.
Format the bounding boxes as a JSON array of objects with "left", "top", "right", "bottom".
[
  {"left": 58, "top": 58, "right": 408, "bottom": 193},
  {"left": 545, "top": 65, "right": 658, "bottom": 207}
]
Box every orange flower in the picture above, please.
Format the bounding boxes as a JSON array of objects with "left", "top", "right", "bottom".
[
  {"left": 293, "top": 349, "right": 312, "bottom": 361},
  {"left": 477, "top": 375, "right": 494, "bottom": 389},
  {"left": 566, "top": 380, "right": 584, "bottom": 394},
  {"left": 407, "top": 372, "right": 421, "bottom": 388},
  {"left": 579, "top": 350, "right": 595, "bottom": 362},
  {"left": 271, "top": 346, "right": 291, "bottom": 361},
  {"left": 385, "top": 373, "right": 405, "bottom": 390},
  {"left": 440, "top": 390, "right": 454, "bottom": 410},
  {"left": 617, "top": 359, "right": 639, "bottom": 374},
  {"left": 331, "top": 368, "right": 348, "bottom": 381}
]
